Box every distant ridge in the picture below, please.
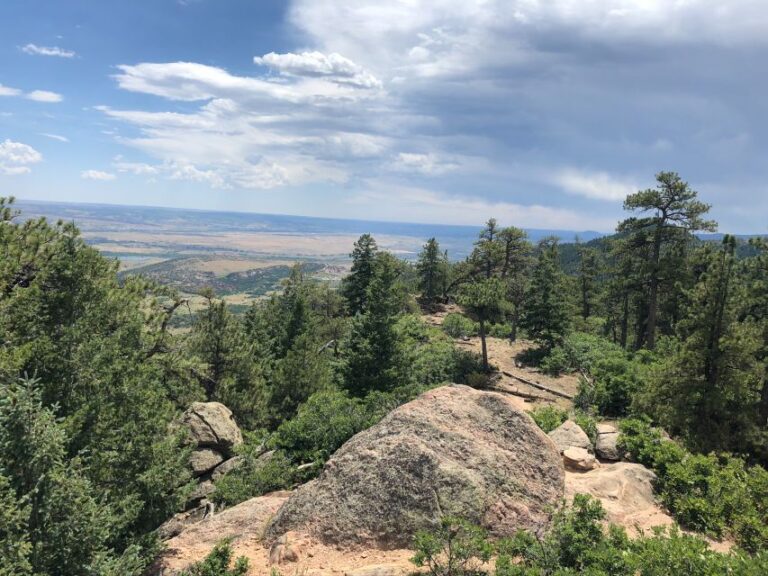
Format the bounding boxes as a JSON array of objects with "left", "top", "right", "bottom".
[{"left": 14, "top": 198, "right": 606, "bottom": 259}]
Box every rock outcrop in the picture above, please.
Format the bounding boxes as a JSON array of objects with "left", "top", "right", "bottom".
[
  {"left": 548, "top": 420, "right": 592, "bottom": 454},
  {"left": 266, "top": 384, "right": 564, "bottom": 548},
  {"left": 182, "top": 401, "right": 243, "bottom": 456},
  {"left": 166, "top": 402, "right": 246, "bottom": 529},
  {"left": 564, "top": 462, "right": 673, "bottom": 532}
]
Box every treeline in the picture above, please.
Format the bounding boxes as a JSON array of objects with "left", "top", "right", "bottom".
[{"left": 417, "top": 172, "right": 767, "bottom": 466}]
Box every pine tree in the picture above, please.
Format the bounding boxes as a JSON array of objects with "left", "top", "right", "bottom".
[
  {"left": 640, "top": 237, "right": 763, "bottom": 454},
  {"left": 619, "top": 172, "right": 716, "bottom": 349},
  {"left": 457, "top": 277, "right": 505, "bottom": 372},
  {"left": 342, "top": 234, "right": 378, "bottom": 315},
  {"left": 520, "top": 238, "right": 570, "bottom": 349},
  {"left": 577, "top": 244, "right": 600, "bottom": 320},
  {"left": 343, "top": 253, "right": 401, "bottom": 395},
  {"left": 498, "top": 226, "right": 531, "bottom": 341},
  {"left": 417, "top": 237, "right": 445, "bottom": 308}
]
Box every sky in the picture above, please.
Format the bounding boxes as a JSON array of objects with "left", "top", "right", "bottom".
[{"left": 1, "top": 0, "right": 767, "bottom": 233}]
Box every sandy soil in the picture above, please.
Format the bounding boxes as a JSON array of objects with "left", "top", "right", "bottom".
[{"left": 155, "top": 492, "right": 415, "bottom": 576}]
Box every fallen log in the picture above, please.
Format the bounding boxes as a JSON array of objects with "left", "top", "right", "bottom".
[
  {"left": 486, "top": 385, "right": 550, "bottom": 402},
  {"left": 501, "top": 371, "right": 574, "bottom": 400}
]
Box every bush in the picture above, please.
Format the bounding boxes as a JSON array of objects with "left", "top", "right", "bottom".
[
  {"left": 395, "top": 315, "right": 485, "bottom": 388},
  {"left": 415, "top": 495, "right": 768, "bottom": 576},
  {"left": 487, "top": 323, "right": 512, "bottom": 339},
  {"left": 554, "top": 332, "right": 647, "bottom": 416},
  {"left": 271, "top": 389, "right": 370, "bottom": 464},
  {"left": 573, "top": 412, "right": 599, "bottom": 446},
  {"left": 529, "top": 405, "right": 568, "bottom": 433},
  {"left": 412, "top": 516, "right": 493, "bottom": 576},
  {"left": 442, "top": 313, "right": 478, "bottom": 338},
  {"left": 540, "top": 345, "right": 570, "bottom": 376},
  {"left": 177, "top": 541, "right": 248, "bottom": 576},
  {"left": 212, "top": 440, "right": 296, "bottom": 506},
  {"left": 618, "top": 418, "right": 768, "bottom": 552}
]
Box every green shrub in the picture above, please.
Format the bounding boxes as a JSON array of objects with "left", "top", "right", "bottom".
[
  {"left": 618, "top": 418, "right": 768, "bottom": 552},
  {"left": 487, "top": 323, "right": 512, "bottom": 339},
  {"left": 271, "top": 389, "right": 370, "bottom": 464},
  {"left": 540, "top": 345, "right": 570, "bottom": 376},
  {"left": 178, "top": 541, "right": 248, "bottom": 576},
  {"left": 415, "top": 495, "right": 768, "bottom": 576},
  {"left": 412, "top": 516, "right": 493, "bottom": 576},
  {"left": 573, "top": 412, "right": 599, "bottom": 446},
  {"left": 442, "top": 313, "right": 478, "bottom": 338},
  {"left": 211, "top": 445, "right": 296, "bottom": 507},
  {"left": 529, "top": 405, "right": 568, "bottom": 433}
]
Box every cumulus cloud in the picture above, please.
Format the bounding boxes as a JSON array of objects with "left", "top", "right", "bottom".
[
  {"left": 553, "top": 169, "right": 638, "bottom": 201},
  {"left": 21, "top": 44, "right": 76, "bottom": 58},
  {"left": 0, "top": 84, "right": 22, "bottom": 97},
  {"left": 254, "top": 51, "right": 381, "bottom": 88},
  {"left": 0, "top": 140, "right": 42, "bottom": 175},
  {"left": 26, "top": 90, "right": 63, "bottom": 103},
  {"left": 81, "top": 169, "right": 116, "bottom": 181},
  {"left": 94, "top": 0, "right": 768, "bottom": 230}
]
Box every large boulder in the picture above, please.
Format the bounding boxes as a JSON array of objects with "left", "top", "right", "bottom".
[
  {"left": 182, "top": 402, "right": 243, "bottom": 456},
  {"left": 548, "top": 420, "right": 592, "bottom": 454},
  {"left": 266, "top": 384, "right": 564, "bottom": 548}
]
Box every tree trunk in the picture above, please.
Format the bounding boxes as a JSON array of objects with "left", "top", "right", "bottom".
[
  {"left": 646, "top": 227, "right": 663, "bottom": 349},
  {"left": 509, "top": 308, "right": 518, "bottom": 342},
  {"left": 620, "top": 292, "right": 629, "bottom": 349},
  {"left": 479, "top": 318, "right": 489, "bottom": 372}
]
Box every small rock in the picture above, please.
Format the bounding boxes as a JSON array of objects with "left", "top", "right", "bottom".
[
  {"left": 563, "top": 447, "right": 599, "bottom": 471},
  {"left": 597, "top": 423, "right": 617, "bottom": 435},
  {"left": 548, "top": 420, "right": 592, "bottom": 453},
  {"left": 596, "top": 432, "right": 621, "bottom": 461},
  {"left": 190, "top": 448, "right": 225, "bottom": 477},
  {"left": 269, "top": 535, "right": 300, "bottom": 565}
]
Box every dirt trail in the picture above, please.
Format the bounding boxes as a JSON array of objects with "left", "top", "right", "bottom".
[{"left": 424, "top": 305, "right": 579, "bottom": 411}]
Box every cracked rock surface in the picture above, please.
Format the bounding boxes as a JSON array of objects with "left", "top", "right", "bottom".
[
  {"left": 266, "top": 384, "right": 564, "bottom": 549},
  {"left": 182, "top": 401, "right": 243, "bottom": 457}
]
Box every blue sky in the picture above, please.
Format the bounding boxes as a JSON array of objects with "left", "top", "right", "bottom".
[{"left": 1, "top": 0, "right": 767, "bottom": 232}]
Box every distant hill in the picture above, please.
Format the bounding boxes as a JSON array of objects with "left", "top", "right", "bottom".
[{"left": 15, "top": 199, "right": 605, "bottom": 260}]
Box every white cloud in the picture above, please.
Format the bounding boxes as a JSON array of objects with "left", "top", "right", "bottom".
[
  {"left": 26, "top": 90, "right": 63, "bottom": 103},
  {"left": 553, "top": 169, "right": 638, "bottom": 201},
  {"left": 21, "top": 44, "right": 76, "bottom": 58},
  {"left": 0, "top": 140, "right": 42, "bottom": 175},
  {"left": 114, "top": 160, "right": 159, "bottom": 175},
  {"left": 40, "top": 133, "right": 69, "bottom": 142},
  {"left": 113, "top": 60, "right": 381, "bottom": 103},
  {"left": 0, "top": 84, "right": 22, "bottom": 97},
  {"left": 254, "top": 51, "right": 381, "bottom": 88},
  {"left": 552, "top": 169, "right": 640, "bottom": 202},
  {"left": 352, "top": 183, "right": 616, "bottom": 230},
  {"left": 81, "top": 169, "right": 116, "bottom": 181},
  {"left": 391, "top": 152, "right": 461, "bottom": 176}
]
